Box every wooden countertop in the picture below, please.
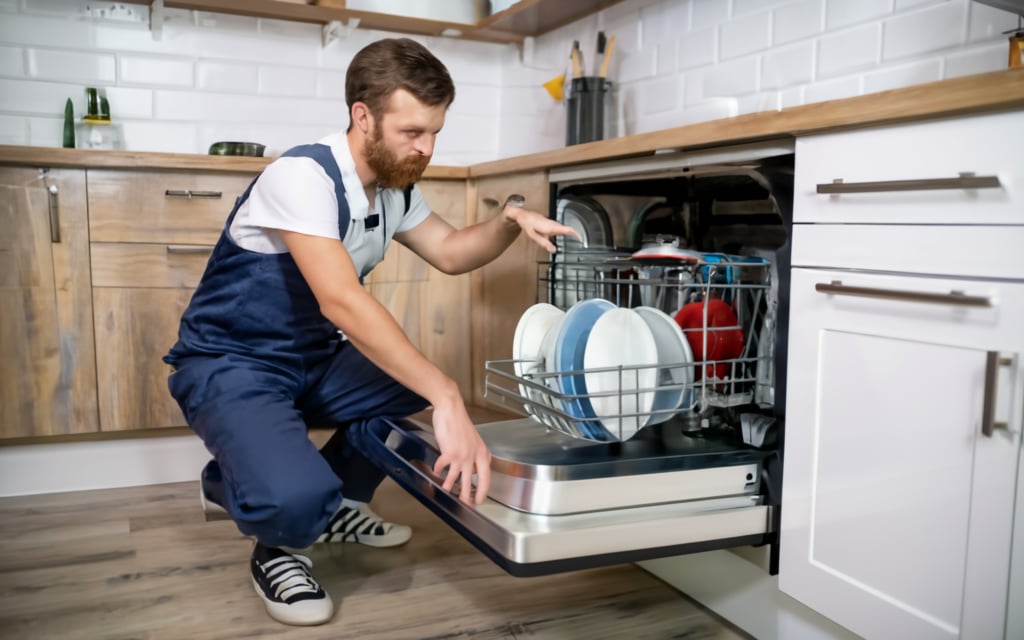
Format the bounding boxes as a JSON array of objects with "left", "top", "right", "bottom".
[{"left": 2, "top": 68, "right": 1021, "bottom": 177}]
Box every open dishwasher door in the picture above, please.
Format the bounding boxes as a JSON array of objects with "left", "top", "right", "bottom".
[{"left": 355, "top": 416, "right": 774, "bottom": 577}]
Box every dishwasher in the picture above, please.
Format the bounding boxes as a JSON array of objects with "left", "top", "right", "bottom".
[{"left": 355, "top": 140, "right": 796, "bottom": 577}]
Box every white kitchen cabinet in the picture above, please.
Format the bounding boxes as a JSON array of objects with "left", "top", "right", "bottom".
[
  {"left": 780, "top": 111, "right": 1024, "bottom": 640},
  {"left": 782, "top": 267, "right": 1022, "bottom": 639}
]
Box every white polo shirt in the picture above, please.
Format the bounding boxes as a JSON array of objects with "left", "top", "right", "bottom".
[{"left": 228, "top": 131, "right": 432, "bottom": 278}]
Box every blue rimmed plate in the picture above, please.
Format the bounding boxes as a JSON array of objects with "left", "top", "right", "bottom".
[{"left": 551, "top": 298, "right": 616, "bottom": 440}]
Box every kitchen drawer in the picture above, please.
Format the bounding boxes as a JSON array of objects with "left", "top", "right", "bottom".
[
  {"left": 88, "top": 169, "right": 255, "bottom": 244},
  {"left": 91, "top": 242, "right": 213, "bottom": 288},
  {"left": 794, "top": 110, "right": 1023, "bottom": 225},
  {"left": 791, "top": 224, "right": 1024, "bottom": 279}
]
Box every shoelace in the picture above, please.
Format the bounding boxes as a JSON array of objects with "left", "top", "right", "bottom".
[
  {"left": 261, "top": 554, "right": 319, "bottom": 602},
  {"left": 327, "top": 506, "right": 390, "bottom": 541}
]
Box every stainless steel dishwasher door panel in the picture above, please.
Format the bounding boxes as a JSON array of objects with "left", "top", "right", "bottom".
[{"left": 357, "top": 417, "right": 773, "bottom": 577}]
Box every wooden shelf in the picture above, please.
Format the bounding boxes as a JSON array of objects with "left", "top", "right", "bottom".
[{"left": 121, "top": 0, "right": 626, "bottom": 45}]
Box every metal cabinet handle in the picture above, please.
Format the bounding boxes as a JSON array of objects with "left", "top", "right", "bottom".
[
  {"left": 164, "top": 189, "right": 223, "bottom": 199},
  {"left": 46, "top": 184, "right": 61, "bottom": 243},
  {"left": 166, "top": 245, "right": 213, "bottom": 255},
  {"left": 815, "top": 281, "right": 991, "bottom": 308},
  {"left": 817, "top": 174, "right": 1001, "bottom": 194},
  {"left": 981, "top": 352, "right": 1012, "bottom": 437}
]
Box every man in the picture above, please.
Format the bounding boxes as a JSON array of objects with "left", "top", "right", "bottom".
[{"left": 164, "top": 37, "right": 575, "bottom": 626}]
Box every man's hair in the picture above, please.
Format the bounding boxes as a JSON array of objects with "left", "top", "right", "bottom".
[{"left": 345, "top": 38, "right": 455, "bottom": 126}]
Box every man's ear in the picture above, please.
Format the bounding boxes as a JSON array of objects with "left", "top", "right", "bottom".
[{"left": 351, "top": 101, "right": 373, "bottom": 135}]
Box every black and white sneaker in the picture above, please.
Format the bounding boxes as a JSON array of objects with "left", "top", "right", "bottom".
[
  {"left": 317, "top": 500, "right": 412, "bottom": 548},
  {"left": 250, "top": 543, "right": 334, "bottom": 626}
]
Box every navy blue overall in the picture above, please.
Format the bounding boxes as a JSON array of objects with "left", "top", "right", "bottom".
[{"left": 165, "top": 144, "right": 427, "bottom": 549}]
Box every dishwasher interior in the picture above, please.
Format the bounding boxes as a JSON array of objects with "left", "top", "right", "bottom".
[{"left": 358, "top": 142, "right": 795, "bottom": 577}]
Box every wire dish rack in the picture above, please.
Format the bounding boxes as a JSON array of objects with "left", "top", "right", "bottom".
[{"left": 485, "top": 249, "right": 776, "bottom": 442}]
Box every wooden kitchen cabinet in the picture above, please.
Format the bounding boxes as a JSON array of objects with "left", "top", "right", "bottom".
[
  {"left": 780, "top": 114, "right": 1024, "bottom": 640},
  {"left": 88, "top": 168, "right": 251, "bottom": 431},
  {"left": 366, "top": 177, "right": 473, "bottom": 395},
  {"left": 468, "top": 170, "right": 550, "bottom": 406},
  {"left": 0, "top": 167, "right": 99, "bottom": 438}
]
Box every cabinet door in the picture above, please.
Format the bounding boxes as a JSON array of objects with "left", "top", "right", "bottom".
[
  {"left": 0, "top": 167, "right": 98, "bottom": 438},
  {"left": 781, "top": 268, "right": 1023, "bottom": 640},
  {"left": 365, "top": 178, "right": 473, "bottom": 395},
  {"left": 91, "top": 242, "right": 212, "bottom": 431},
  {"left": 469, "top": 171, "right": 550, "bottom": 406}
]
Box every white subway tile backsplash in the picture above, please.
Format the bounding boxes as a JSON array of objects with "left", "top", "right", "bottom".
[
  {"left": 0, "top": 13, "right": 94, "bottom": 49},
  {"left": 642, "top": 0, "right": 690, "bottom": 46},
  {"left": 761, "top": 40, "right": 815, "bottom": 88},
  {"left": 825, "top": 0, "right": 891, "bottom": 30},
  {"left": 673, "top": 99, "right": 739, "bottom": 125},
  {"left": 0, "top": 45, "right": 24, "bottom": 76},
  {"left": 884, "top": 2, "right": 966, "bottom": 59},
  {"left": 119, "top": 55, "right": 193, "bottom": 87},
  {"left": 316, "top": 70, "right": 347, "bottom": 100},
  {"left": 448, "top": 84, "right": 502, "bottom": 117},
  {"left": 773, "top": 0, "right": 824, "bottom": 45},
  {"left": 102, "top": 87, "right": 154, "bottom": 119},
  {"left": 197, "top": 61, "right": 259, "bottom": 94},
  {"left": 893, "top": 0, "right": 936, "bottom": 10},
  {"left": 638, "top": 74, "right": 682, "bottom": 114},
  {"left": 497, "top": 111, "right": 562, "bottom": 158},
  {"left": 0, "top": 77, "right": 81, "bottom": 115},
  {"left": 720, "top": 10, "right": 773, "bottom": 59},
  {"left": 734, "top": 0, "right": 800, "bottom": 17},
  {"left": 155, "top": 89, "right": 345, "bottom": 126},
  {"left": 257, "top": 18, "right": 321, "bottom": 40},
  {"left": 94, "top": 21, "right": 199, "bottom": 56},
  {"left": 195, "top": 29, "right": 319, "bottom": 68},
  {"left": 121, "top": 120, "right": 198, "bottom": 154},
  {"left": 677, "top": 25, "right": 716, "bottom": 69},
  {"left": 27, "top": 115, "right": 62, "bottom": 147},
  {"left": 944, "top": 42, "right": 1007, "bottom": 78},
  {"left": 863, "top": 58, "right": 941, "bottom": 92},
  {"left": 618, "top": 46, "right": 657, "bottom": 82},
  {"left": 657, "top": 40, "right": 678, "bottom": 74},
  {"left": 437, "top": 112, "right": 498, "bottom": 155},
  {"left": 27, "top": 48, "right": 115, "bottom": 84},
  {"left": 967, "top": 2, "right": 1019, "bottom": 42},
  {"left": 818, "top": 23, "right": 881, "bottom": 77},
  {"left": 803, "top": 74, "right": 861, "bottom": 102},
  {"left": 259, "top": 65, "right": 318, "bottom": 97},
  {"left": 692, "top": 0, "right": 730, "bottom": 29},
  {"left": 0, "top": 114, "right": 28, "bottom": 144},
  {"left": 703, "top": 56, "right": 759, "bottom": 97}
]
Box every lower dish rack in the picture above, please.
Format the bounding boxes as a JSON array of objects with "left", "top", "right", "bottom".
[{"left": 485, "top": 250, "right": 777, "bottom": 443}]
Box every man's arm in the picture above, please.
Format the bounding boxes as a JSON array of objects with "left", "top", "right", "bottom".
[
  {"left": 396, "top": 199, "right": 578, "bottom": 275},
  {"left": 279, "top": 229, "right": 491, "bottom": 505}
]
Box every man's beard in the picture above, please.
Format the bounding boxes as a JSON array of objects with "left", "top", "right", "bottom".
[{"left": 364, "top": 124, "right": 431, "bottom": 189}]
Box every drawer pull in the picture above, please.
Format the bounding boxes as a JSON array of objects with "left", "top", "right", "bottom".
[
  {"left": 46, "top": 184, "right": 61, "bottom": 243},
  {"left": 166, "top": 245, "right": 213, "bottom": 255},
  {"left": 815, "top": 281, "right": 991, "bottom": 308},
  {"left": 817, "top": 174, "right": 1001, "bottom": 194},
  {"left": 981, "top": 352, "right": 1012, "bottom": 437},
  {"left": 164, "top": 189, "right": 223, "bottom": 199}
]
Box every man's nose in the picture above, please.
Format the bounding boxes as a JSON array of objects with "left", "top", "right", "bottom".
[{"left": 415, "top": 134, "right": 435, "bottom": 157}]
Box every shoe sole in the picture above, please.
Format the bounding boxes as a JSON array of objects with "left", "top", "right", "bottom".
[{"left": 251, "top": 577, "right": 334, "bottom": 626}]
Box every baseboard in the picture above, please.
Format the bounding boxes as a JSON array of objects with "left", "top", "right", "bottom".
[
  {"left": 638, "top": 551, "right": 860, "bottom": 640},
  {"left": 0, "top": 435, "right": 210, "bottom": 497}
]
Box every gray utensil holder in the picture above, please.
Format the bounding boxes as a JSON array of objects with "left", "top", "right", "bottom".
[{"left": 566, "top": 77, "right": 612, "bottom": 146}]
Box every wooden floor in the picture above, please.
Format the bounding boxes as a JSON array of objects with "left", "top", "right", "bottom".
[{"left": 0, "top": 413, "right": 751, "bottom": 640}]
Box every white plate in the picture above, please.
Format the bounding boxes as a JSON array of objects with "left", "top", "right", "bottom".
[
  {"left": 634, "top": 306, "right": 695, "bottom": 423},
  {"left": 582, "top": 307, "right": 658, "bottom": 440},
  {"left": 512, "top": 303, "right": 565, "bottom": 422}
]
